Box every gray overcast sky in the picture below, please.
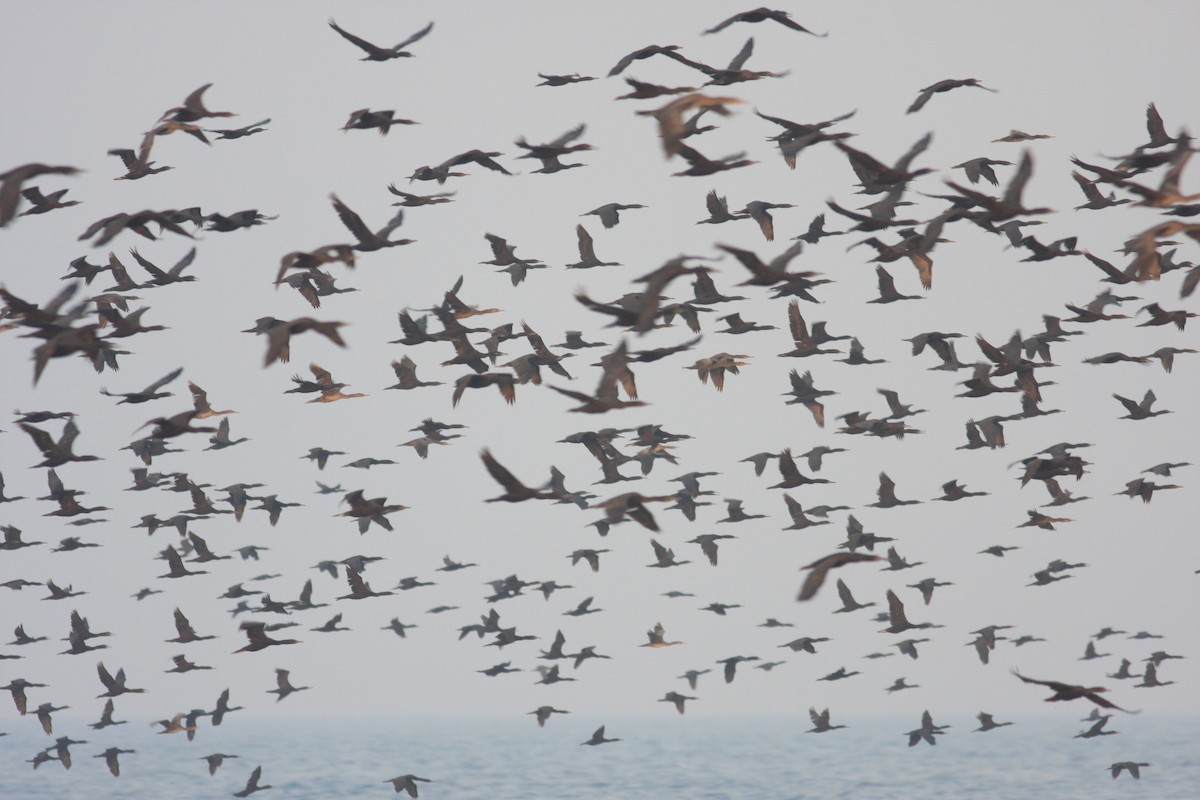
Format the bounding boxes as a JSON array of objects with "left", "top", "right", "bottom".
[{"left": 1, "top": 0, "right": 1197, "bottom": 754}]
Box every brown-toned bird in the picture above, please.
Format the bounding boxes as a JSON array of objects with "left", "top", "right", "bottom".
[
  {"left": 1012, "top": 670, "right": 1138, "bottom": 713},
  {"left": 797, "top": 552, "right": 882, "bottom": 601}
]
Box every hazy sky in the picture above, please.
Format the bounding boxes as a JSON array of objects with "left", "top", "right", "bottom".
[{"left": 1, "top": 0, "right": 1196, "bottom": 777}]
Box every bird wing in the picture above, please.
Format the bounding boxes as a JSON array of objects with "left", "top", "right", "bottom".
[
  {"left": 887, "top": 589, "right": 908, "bottom": 625},
  {"left": 787, "top": 300, "right": 810, "bottom": 345},
  {"left": 144, "top": 366, "right": 184, "bottom": 394},
  {"left": 776, "top": 450, "right": 802, "bottom": 483},
  {"left": 309, "top": 363, "right": 333, "bottom": 385},
  {"left": 878, "top": 472, "right": 898, "bottom": 503},
  {"left": 726, "top": 36, "right": 755, "bottom": 71},
  {"left": 906, "top": 89, "right": 934, "bottom": 115},
  {"left": 796, "top": 560, "right": 831, "bottom": 601},
  {"left": 174, "top": 607, "right": 195, "bottom": 636},
  {"left": 548, "top": 123, "right": 587, "bottom": 149},
  {"left": 705, "top": 189, "right": 730, "bottom": 218},
  {"left": 97, "top": 662, "right": 117, "bottom": 690},
  {"left": 330, "top": 194, "right": 373, "bottom": 243},
  {"left": 167, "top": 247, "right": 198, "bottom": 277},
  {"left": 481, "top": 449, "right": 527, "bottom": 494},
  {"left": 1002, "top": 150, "right": 1034, "bottom": 206},
  {"left": 187, "top": 381, "right": 214, "bottom": 413},
  {"left": 1112, "top": 394, "right": 1140, "bottom": 414},
  {"left": 1072, "top": 171, "right": 1105, "bottom": 204},
  {"left": 875, "top": 266, "right": 898, "bottom": 297},
  {"left": 19, "top": 423, "right": 58, "bottom": 458},
  {"left": 339, "top": 566, "right": 368, "bottom": 597},
  {"left": 328, "top": 18, "right": 387, "bottom": 56},
  {"left": 394, "top": 21, "right": 434, "bottom": 52},
  {"left": 575, "top": 224, "right": 598, "bottom": 261},
  {"left": 163, "top": 544, "right": 185, "bottom": 573},
  {"left": 625, "top": 500, "right": 660, "bottom": 532},
  {"left": 128, "top": 247, "right": 168, "bottom": 280},
  {"left": 650, "top": 539, "right": 670, "bottom": 564},
  {"left": 836, "top": 578, "right": 861, "bottom": 607}
]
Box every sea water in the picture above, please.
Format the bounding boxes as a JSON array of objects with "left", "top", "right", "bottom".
[{"left": 1, "top": 715, "right": 1195, "bottom": 799}]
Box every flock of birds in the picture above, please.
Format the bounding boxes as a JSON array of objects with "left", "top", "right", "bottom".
[{"left": 2, "top": 5, "right": 1197, "bottom": 796}]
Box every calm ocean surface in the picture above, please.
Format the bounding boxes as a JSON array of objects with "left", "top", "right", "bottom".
[{"left": 1, "top": 715, "right": 1196, "bottom": 799}]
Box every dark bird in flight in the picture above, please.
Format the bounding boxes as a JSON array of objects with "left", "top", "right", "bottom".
[
  {"left": 537, "top": 72, "right": 594, "bottom": 86},
  {"left": 169, "top": 608, "right": 215, "bottom": 643},
  {"left": 567, "top": 225, "right": 620, "bottom": 269},
  {"left": 580, "top": 725, "right": 620, "bottom": 745},
  {"left": 907, "top": 78, "right": 996, "bottom": 114},
  {"left": 882, "top": 590, "right": 944, "bottom": 633},
  {"left": 780, "top": 636, "right": 829, "bottom": 654},
  {"left": 672, "top": 144, "right": 756, "bottom": 177},
  {"left": 480, "top": 449, "right": 563, "bottom": 502},
  {"left": 583, "top": 202, "right": 646, "bottom": 229},
  {"left": 384, "top": 774, "right": 433, "bottom": 796},
  {"left": 233, "top": 765, "right": 272, "bottom": 797},
  {"left": 409, "top": 149, "right": 511, "bottom": 184},
  {"left": 388, "top": 185, "right": 455, "bottom": 207},
  {"left": 514, "top": 123, "right": 594, "bottom": 172},
  {"left": 234, "top": 622, "right": 299, "bottom": 653},
  {"left": 109, "top": 138, "right": 172, "bottom": 180},
  {"left": 339, "top": 564, "right": 395, "bottom": 601},
  {"left": 328, "top": 19, "right": 433, "bottom": 61},
  {"left": 974, "top": 713, "right": 1014, "bottom": 732},
  {"left": 99, "top": 366, "right": 183, "bottom": 404},
  {"left": 607, "top": 44, "right": 698, "bottom": 77},
  {"left": 255, "top": 317, "right": 347, "bottom": 367},
  {"left": 770, "top": 449, "right": 832, "bottom": 489},
  {"left": 1110, "top": 762, "right": 1150, "bottom": 780},
  {"left": 268, "top": 669, "right": 310, "bottom": 701},
  {"left": 453, "top": 372, "right": 517, "bottom": 408},
  {"left": 93, "top": 746, "right": 135, "bottom": 777},
  {"left": 331, "top": 193, "right": 411, "bottom": 251},
  {"left": 1, "top": 163, "right": 82, "bottom": 227},
  {"left": 159, "top": 83, "right": 233, "bottom": 125},
  {"left": 201, "top": 752, "right": 239, "bottom": 776},
  {"left": 18, "top": 185, "right": 79, "bottom": 216},
  {"left": 528, "top": 706, "right": 568, "bottom": 727},
  {"left": 1114, "top": 389, "right": 1170, "bottom": 420},
  {"left": 906, "top": 710, "right": 950, "bottom": 746},
  {"left": 206, "top": 118, "right": 270, "bottom": 139},
  {"left": 992, "top": 130, "right": 1053, "bottom": 143},
  {"left": 944, "top": 150, "right": 1053, "bottom": 223},
  {"left": 678, "top": 37, "right": 790, "bottom": 87},
  {"left": 548, "top": 341, "right": 647, "bottom": 413},
  {"left": 797, "top": 552, "right": 882, "bottom": 601},
  {"left": 1012, "top": 670, "right": 1138, "bottom": 713},
  {"left": 660, "top": 692, "right": 696, "bottom": 714},
  {"left": 3, "top": 678, "right": 47, "bottom": 715},
  {"left": 717, "top": 655, "right": 760, "bottom": 682},
  {"left": 869, "top": 472, "right": 921, "bottom": 508},
  {"left": 703, "top": 8, "right": 827, "bottom": 36},
  {"left": 869, "top": 265, "right": 923, "bottom": 303},
  {"left": 952, "top": 157, "right": 1013, "bottom": 186},
  {"left": 19, "top": 419, "right": 101, "bottom": 467},
  {"left": 808, "top": 707, "right": 847, "bottom": 733},
  {"left": 616, "top": 77, "right": 697, "bottom": 101}
]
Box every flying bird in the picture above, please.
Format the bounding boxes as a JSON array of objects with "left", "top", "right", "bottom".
[
  {"left": 1012, "top": 670, "right": 1139, "bottom": 713},
  {"left": 384, "top": 774, "right": 433, "bottom": 797},
  {"left": 328, "top": 19, "right": 434, "bottom": 61},
  {"left": 907, "top": 78, "right": 996, "bottom": 114},
  {"left": 797, "top": 552, "right": 882, "bottom": 600},
  {"left": 703, "top": 8, "right": 827, "bottom": 36}
]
